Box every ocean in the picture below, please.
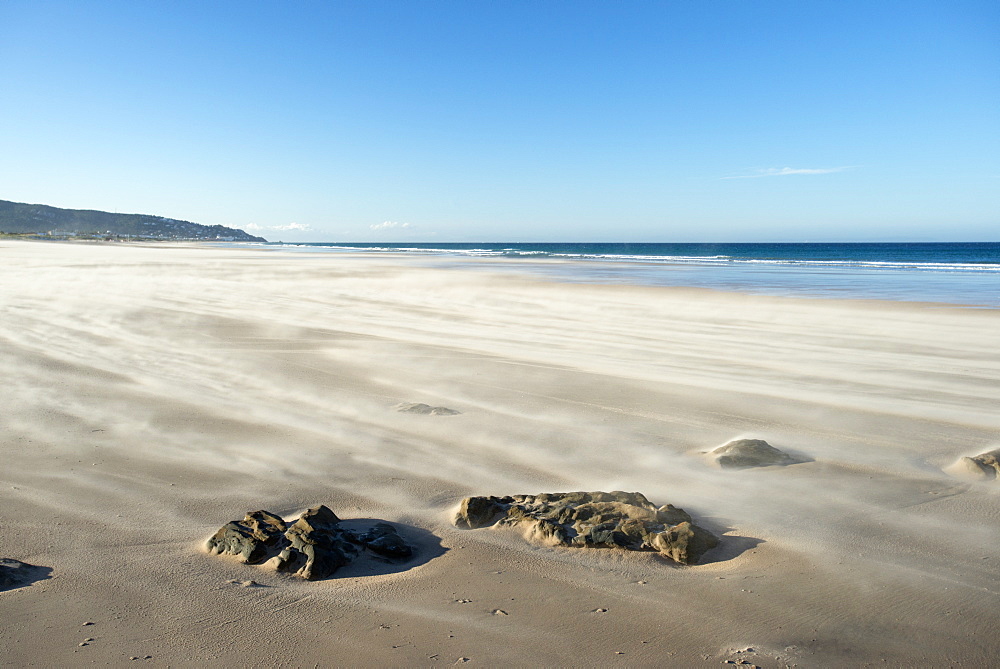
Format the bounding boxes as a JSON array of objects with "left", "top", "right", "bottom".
[{"left": 256, "top": 242, "right": 1000, "bottom": 307}]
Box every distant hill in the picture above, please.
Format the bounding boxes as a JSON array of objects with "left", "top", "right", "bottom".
[{"left": 0, "top": 199, "right": 267, "bottom": 242}]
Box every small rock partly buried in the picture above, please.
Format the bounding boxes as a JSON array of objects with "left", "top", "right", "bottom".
[
  {"left": 710, "top": 439, "right": 796, "bottom": 469},
  {"left": 207, "top": 505, "right": 414, "bottom": 580},
  {"left": 395, "top": 402, "right": 460, "bottom": 416},
  {"left": 226, "top": 579, "right": 264, "bottom": 588},
  {"left": 952, "top": 448, "right": 1000, "bottom": 480},
  {"left": 454, "top": 491, "right": 719, "bottom": 565},
  {"left": 0, "top": 558, "right": 49, "bottom": 591}
]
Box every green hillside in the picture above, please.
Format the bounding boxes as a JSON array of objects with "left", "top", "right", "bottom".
[{"left": 0, "top": 199, "right": 266, "bottom": 241}]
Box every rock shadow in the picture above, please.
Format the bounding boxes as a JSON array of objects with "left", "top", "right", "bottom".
[
  {"left": 695, "top": 534, "right": 766, "bottom": 564},
  {"left": 674, "top": 515, "right": 765, "bottom": 565},
  {"left": 774, "top": 448, "right": 816, "bottom": 466},
  {"left": 0, "top": 558, "right": 52, "bottom": 592}
]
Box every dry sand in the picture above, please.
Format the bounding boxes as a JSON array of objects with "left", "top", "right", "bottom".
[{"left": 1, "top": 239, "right": 998, "bottom": 667}]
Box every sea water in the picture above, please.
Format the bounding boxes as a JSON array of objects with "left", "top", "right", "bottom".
[{"left": 256, "top": 242, "right": 1000, "bottom": 308}]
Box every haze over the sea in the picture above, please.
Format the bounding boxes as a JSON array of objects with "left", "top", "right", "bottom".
[{"left": 1, "top": 1, "right": 997, "bottom": 242}]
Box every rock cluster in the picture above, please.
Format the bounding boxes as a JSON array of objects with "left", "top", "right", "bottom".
[
  {"left": 395, "top": 402, "right": 460, "bottom": 416},
  {"left": 454, "top": 491, "right": 719, "bottom": 565},
  {"left": 206, "top": 505, "right": 413, "bottom": 580},
  {"left": 955, "top": 448, "right": 1000, "bottom": 480},
  {"left": 711, "top": 439, "right": 795, "bottom": 469}
]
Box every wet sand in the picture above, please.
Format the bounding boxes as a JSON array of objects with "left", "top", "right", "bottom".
[{"left": 1, "top": 240, "right": 998, "bottom": 666}]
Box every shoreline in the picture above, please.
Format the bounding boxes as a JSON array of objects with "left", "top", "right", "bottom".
[
  {"left": 10, "top": 237, "right": 1000, "bottom": 308},
  {"left": 1, "top": 239, "right": 998, "bottom": 666},
  {"left": 215, "top": 240, "right": 1000, "bottom": 309}
]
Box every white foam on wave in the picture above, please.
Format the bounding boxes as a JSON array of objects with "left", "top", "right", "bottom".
[{"left": 263, "top": 243, "right": 1000, "bottom": 273}]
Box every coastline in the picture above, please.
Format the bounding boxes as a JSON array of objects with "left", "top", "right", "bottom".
[
  {"left": 225, "top": 240, "right": 1000, "bottom": 308},
  {"left": 2, "top": 239, "right": 999, "bottom": 666}
]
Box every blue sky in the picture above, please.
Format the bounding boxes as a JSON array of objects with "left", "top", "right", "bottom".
[{"left": 1, "top": 1, "right": 997, "bottom": 241}]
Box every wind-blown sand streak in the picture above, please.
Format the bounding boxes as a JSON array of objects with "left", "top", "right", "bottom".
[{"left": 1, "top": 240, "right": 998, "bottom": 666}]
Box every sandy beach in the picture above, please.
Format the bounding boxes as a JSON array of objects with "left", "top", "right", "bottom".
[{"left": 1, "top": 239, "right": 998, "bottom": 667}]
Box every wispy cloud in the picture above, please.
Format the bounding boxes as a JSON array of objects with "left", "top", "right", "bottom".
[
  {"left": 370, "top": 220, "right": 411, "bottom": 231},
  {"left": 723, "top": 166, "right": 853, "bottom": 179},
  {"left": 245, "top": 222, "right": 313, "bottom": 232}
]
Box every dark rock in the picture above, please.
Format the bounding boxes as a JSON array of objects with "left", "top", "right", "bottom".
[
  {"left": 711, "top": 439, "right": 795, "bottom": 469},
  {"left": 0, "top": 558, "right": 49, "bottom": 590},
  {"left": 205, "top": 510, "right": 287, "bottom": 564},
  {"left": 356, "top": 523, "right": 413, "bottom": 559},
  {"left": 453, "top": 491, "right": 719, "bottom": 565},
  {"left": 275, "top": 505, "right": 357, "bottom": 580},
  {"left": 395, "top": 402, "right": 460, "bottom": 416}
]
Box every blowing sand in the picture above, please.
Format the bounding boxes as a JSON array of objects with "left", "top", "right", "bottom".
[{"left": 1, "top": 240, "right": 998, "bottom": 667}]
